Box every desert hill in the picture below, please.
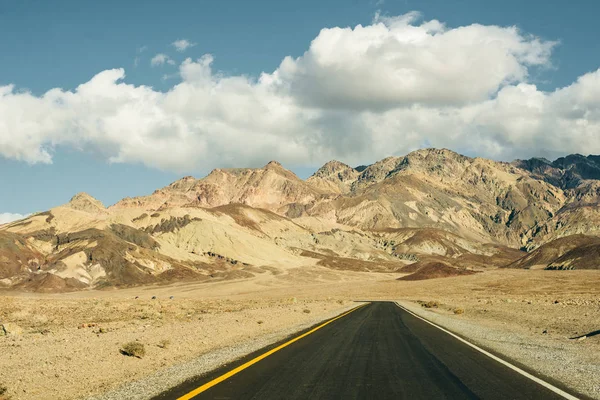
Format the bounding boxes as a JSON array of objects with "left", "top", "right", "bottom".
[
  {"left": 506, "top": 235, "right": 600, "bottom": 270},
  {"left": 2, "top": 148, "right": 600, "bottom": 291}
]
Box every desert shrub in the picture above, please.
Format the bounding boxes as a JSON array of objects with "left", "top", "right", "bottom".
[
  {"left": 0, "top": 383, "right": 8, "bottom": 399},
  {"left": 303, "top": 309, "right": 311, "bottom": 314},
  {"left": 257, "top": 320, "right": 264, "bottom": 325},
  {"left": 454, "top": 308, "right": 465, "bottom": 315},
  {"left": 422, "top": 301, "right": 439, "bottom": 308},
  {"left": 121, "top": 341, "right": 146, "bottom": 358}
]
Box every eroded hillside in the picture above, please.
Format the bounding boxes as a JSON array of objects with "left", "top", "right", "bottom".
[{"left": 2, "top": 148, "right": 599, "bottom": 291}]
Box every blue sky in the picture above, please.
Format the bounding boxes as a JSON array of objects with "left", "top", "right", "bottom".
[{"left": 1, "top": 0, "right": 600, "bottom": 216}]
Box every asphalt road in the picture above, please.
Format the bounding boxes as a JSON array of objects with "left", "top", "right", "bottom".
[{"left": 155, "top": 302, "right": 580, "bottom": 400}]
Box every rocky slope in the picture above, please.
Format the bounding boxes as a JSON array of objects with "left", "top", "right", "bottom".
[
  {"left": 306, "top": 160, "right": 360, "bottom": 194},
  {"left": 506, "top": 235, "right": 600, "bottom": 270},
  {"left": 112, "top": 161, "right": 329, "bottom": 214},
  {"left": 2, "top": 148, "right": 599, "bottom": 291},
  {"left": 109, "top": 148, "right": 600, "bottom": 250}
]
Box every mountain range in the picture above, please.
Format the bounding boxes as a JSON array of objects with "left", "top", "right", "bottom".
[{"left": 2, "top": 148, "right": 599, "bottom": 291}]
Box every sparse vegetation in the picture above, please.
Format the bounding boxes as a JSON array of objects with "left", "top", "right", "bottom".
[
  {"left": 257, "top": 320, "right": 264, "bottom": 324},
  {"left": 422, "top": 300, "right": 440, "bottom": 308},
  {"left": 0, "top": 383, "right": 8, "bottom": 398},
  {"left": 395, "top": 253, "right": 419, "bottom": 262},
  {"left": 454, "top": 308, "right": 465, "bottom": 315},
  {"left": 303, "top": 309, "right": 311, "bottom": 314},
  {"left": 120, "top": 341, "right": 146, "bottom": 358}
]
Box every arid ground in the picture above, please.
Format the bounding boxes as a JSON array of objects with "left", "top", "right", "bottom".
[{"left": 1, "top": 268, "right": 598, "bottom": 400}]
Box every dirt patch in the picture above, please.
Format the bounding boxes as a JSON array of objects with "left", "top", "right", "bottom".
[
  {"left": 15, "top": 273, "right": 88, "bottom": 292},
  {"left": 210, "top": 204, "right": 266, "bottom": 232},
  {"left": 143, "top": 215, "right": 201, "bottom": 235},
  {"left": 24, "top": 227, "right": 57, "bottom": 243},
  {"left": 132, "top": 214, "right": 148, "bottom": 223},
  {"left": 110, "top": 224, "right": 159, "bottom": 250},
  {"left": 398, "top": 261, "right": 479, "bottom": 281},
  {"left": 301, "top": 251, "right": 404, "bottom": 273}
]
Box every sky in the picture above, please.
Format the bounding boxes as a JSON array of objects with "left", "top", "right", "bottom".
[{"left": 1, "top": 0, "right": 600, "bottom": 219}]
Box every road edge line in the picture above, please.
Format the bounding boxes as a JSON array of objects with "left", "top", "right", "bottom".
[
  {"left": 395, "top": 302, "right": 579, "bottom": 400},
  {"left": 177, "top": 303, "right": 368, "bottom": 400}
]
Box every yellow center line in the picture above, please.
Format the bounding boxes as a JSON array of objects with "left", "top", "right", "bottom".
[{"left": 177, "top": 303, "right": 368, "bottom": 400}]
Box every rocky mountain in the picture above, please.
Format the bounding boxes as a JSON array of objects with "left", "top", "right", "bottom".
[
  {"left": 306, "top": 160, "right": 360, "bottom": 194},
  {"left": 113, "top": 161, "right": 329, "bottom": 214},
  {"left": 1, "top": 148, "right": 599, "bottom": 291},
  {"left": 67, "top": 192, "right": 107, "bottom": 213},
  {"left": 514, "top": 154, "right": 600, "bottom": 189},
  {"left": 110, "top": 149, "right": 576, "bottom": 248}
]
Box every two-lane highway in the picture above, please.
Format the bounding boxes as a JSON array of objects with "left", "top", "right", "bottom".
[{"left": 155, "top": 302, "right": 581, "bottom": 400}]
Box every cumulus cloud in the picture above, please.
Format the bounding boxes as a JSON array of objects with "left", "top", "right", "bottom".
[
  {"left": 271, "top": 12, "right": 556, "bottom": 110},
  {"left": 150, "top": 53, "right": 176, "bottom": 67},
  {"left": 172, "top": 39, "right": 196, "bottom": 52},
  {"left": 0, "top": 13, "right": 598, "bottom": 172},
  {"left": 0, "top": 213, "right": 29, "bottom": 224}
]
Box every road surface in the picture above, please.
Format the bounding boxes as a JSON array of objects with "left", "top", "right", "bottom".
[{"left": 155, "top": 302, "right": 581, "bottom": 400}]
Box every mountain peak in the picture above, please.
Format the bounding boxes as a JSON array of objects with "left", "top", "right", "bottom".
[
  {"left": 311, "top": 160, "right": 354, "bottom": 177},
  {"left": 307, "top": 160, "right": 359, "bottom": 194},
  {"left": 404, "top": 148, "right": 467, "bottom": 161},
  {"left": 264, "top": 160, "right": 283, "bottom": 169},
  {"left": 67, "top": 192, "right": 106, "bottom": 213},
  {"left": 168, "top": 175, "right": 198, "bottom": 191}
]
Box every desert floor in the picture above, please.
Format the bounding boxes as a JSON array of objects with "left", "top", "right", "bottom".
[{"left": 0, "top": 267, "right": 599, "bottom": 400}]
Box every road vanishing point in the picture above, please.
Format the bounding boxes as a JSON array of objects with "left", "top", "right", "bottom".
[{"left": 154, "top": 302, "right": 584, "bottom": 400}]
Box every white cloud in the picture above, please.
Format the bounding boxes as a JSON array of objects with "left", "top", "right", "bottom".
[
  {"left": 134, "top": 45, "right": 148, "bottom": 68},
  {"left": 0, "top": 213, "right": 29, "bottom": 224},
  {"left": 172, "top": 39, "right": 196, "bottom": 52},
  {"left": 0, "top": 13, "right": 598, "bottom": 172},
  {"left": 150, "top": 53, "right": 176, "bottom": 67},
  {"left": 271, "top": 12, "right": 556, "bottom": 110}
]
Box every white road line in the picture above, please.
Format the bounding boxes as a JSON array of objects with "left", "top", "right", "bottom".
[{"left": 395, "top": 302, "right": 580, "bottom": 400}]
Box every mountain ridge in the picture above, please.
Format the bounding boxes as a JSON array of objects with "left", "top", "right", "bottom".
[{"left": 2, "top": 148, "right": 599, "bottom": 291}]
